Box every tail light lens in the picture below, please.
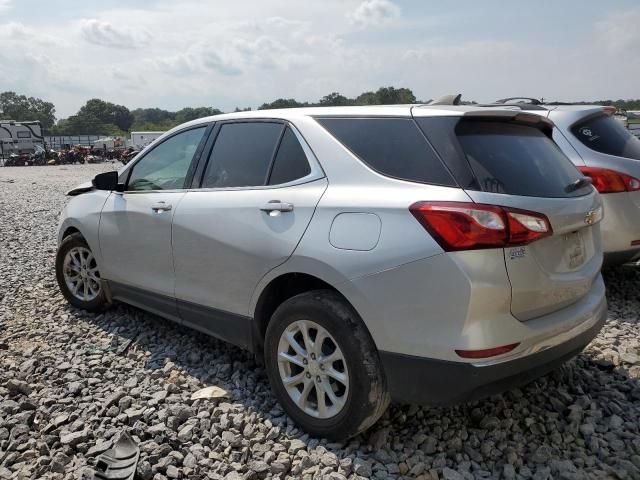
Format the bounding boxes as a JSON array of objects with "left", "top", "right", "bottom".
[
  {"left": 410, "top": 201, "right": 552, "bottom": 251},
  {"left": 578, "top": 166, "right": 640, "bottom": 193}
]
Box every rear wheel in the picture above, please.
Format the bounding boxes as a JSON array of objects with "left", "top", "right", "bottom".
[
  {"left": 264, "top": 290, "right": 389, "bottom": 440},
  {"left": 55, "top": 233, "right": 108, "bottom": 311}
]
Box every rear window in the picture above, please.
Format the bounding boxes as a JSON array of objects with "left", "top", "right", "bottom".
[
  {"left": 316, "top": 117, "right": 456, "bottom": 186},
  {"left": 571, "top": 114, "right": 640, "bottom": 160},
  {"left": 417, "top": 118, "right": 590, "bottom": 198}
]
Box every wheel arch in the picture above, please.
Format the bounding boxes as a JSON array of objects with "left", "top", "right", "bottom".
[{"left": 251, "top": 270, "right": 366, "bottom": 355}]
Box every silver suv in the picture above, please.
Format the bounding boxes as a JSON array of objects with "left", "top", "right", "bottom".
[
  {"left": 493, "top": 98, "right": 640, "bottom": 265},
  {"left": 56, "top": 106, "right": 607, "bottom": 439}
]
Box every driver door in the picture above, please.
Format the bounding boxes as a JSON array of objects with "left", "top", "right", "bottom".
[{"left": 99, "top": 125, "right": 209, "bottom": 318}]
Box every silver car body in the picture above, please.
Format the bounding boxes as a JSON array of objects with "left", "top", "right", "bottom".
[
  {"left": 58, "top": 105, "right": 607, "bottom": 405},
  {"left": 528, "top": 105, "right": 640, "bottom": 264}
]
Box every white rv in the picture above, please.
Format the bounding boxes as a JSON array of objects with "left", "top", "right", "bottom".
[
  {"left": 128, "top": 131, "right": 165, "bottom": 149},
  {"left": 0, "top": 121, "right": 44, "bottom": 157}
]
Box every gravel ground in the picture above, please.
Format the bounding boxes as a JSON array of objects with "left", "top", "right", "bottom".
[{"left": 0, "top": 164, "right": 639, "bottom": 480}]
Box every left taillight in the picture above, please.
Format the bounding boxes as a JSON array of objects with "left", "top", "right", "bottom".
[{"left": 409, "top": 201, "right": 552, "bottom": 251}]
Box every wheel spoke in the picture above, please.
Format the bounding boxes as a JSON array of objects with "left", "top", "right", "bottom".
[
  {"left": 319, "top": 349, "right": 341, "bottom": 365},
  {"left": 313, "top": 330, "right": 328, "bottom": 357},
  {"left": 326, "top": 367, "right": 347, "bottom": 385},
  {"left": 278, "top": 351, "right": 306, "bottom": 369},
  {"left": 285, "top": 331, "right": 307, "bottom": 357},
  {"left": 282, "top": 371, "right": 305, "bottom": 387},
  {"left": 321, "top": 380, "right": 341, "bottom": 405},
  {"left": 316, "top": 383, "right": 327, "bottom": 416},
  {"left": 297, "top": 379, "right": 313, "bottom": 409},
  {"left": 299, "top": 321, "right": 314, "bottom": 354}
]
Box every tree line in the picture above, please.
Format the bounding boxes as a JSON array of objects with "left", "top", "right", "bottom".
[{"left": 2, "top": 89, "right": 640, "bottom": 136}]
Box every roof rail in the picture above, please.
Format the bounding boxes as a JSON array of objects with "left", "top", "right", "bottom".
[
  {"left": 478, "top": 102, "right": 548, "bottom": 111},
  {"left": 494, "top": 97, "right": 542, "bottom": 105}
]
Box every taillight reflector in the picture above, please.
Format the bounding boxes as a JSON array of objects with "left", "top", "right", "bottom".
[
  {"left": 578, "top": 166, "right": 640, "bottom": 194},
  {"left": 409, "top": 202, "right": 552, "bottom": 251},
  {"left": 455, "top": 343, "right": 520, "bottom": 359}
]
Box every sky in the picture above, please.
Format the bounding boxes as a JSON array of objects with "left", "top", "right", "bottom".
[{"left": 0, "top": 0, "right": 639, "bottom": 118}]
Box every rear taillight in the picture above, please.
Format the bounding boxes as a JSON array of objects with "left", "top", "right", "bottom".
[
  {"left": 409, "top": 202, "right": 552, "bottom": 251},
  {"left": 578, "top": 166, "right": 640, "bottom": 193}
]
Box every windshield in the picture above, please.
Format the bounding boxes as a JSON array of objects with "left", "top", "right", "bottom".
[{"left": 571, "top": 114, "right": 640, "bottom": 160}]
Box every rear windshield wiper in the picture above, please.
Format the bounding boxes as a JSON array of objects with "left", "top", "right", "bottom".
[{"left": 565, "top": 176, "right": 592, "bottom": 193}]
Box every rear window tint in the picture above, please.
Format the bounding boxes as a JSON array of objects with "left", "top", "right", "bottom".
[
  {"left": 268, "top": 127, "right": 311, "bottom": 185},
  {"left": 456, "top": 121, "right": 589, "bottom": 197},
  {"left": 316, "top": 117, "right": 456, "bottom": 186},
  {"left": 571, "top": 114, "right": 640, "bottom": 160}
]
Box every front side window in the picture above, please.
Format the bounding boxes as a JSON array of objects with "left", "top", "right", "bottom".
[
  {"left": 127, "top": 127, "right": 206, "bottom": 191},
  {"left": 571, "top": 114, "right": 640, "bottom": 160},
  {"left": 202, "top": 122, "right": 283, "bottom": 188}
]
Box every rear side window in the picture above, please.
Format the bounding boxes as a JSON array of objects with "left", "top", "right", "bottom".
[
  {"left": 571, "top": 114, "right": 640, "bottom": 160},
  {"left": 202, "top": 122, "right": 283, "bottom": 188},
  {"left": 316, "top": 117, "right": 456, "bottom": 186},
  {"left": 456, "top": 121, "right": 589, "bottom": 197},
  {"left": 268, "top": 127, "right": 311, "bottom": 185}
]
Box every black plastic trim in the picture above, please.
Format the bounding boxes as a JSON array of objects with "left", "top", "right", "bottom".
[
  {"left": 107, "top": 280, "right": 253, "bottom": 351},
  {"left": 379, "top": 314, "right": 605, "bottom": 406}
]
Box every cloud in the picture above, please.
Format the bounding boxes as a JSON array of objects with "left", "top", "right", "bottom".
[
  {"left": 0, "top": 0, "right": 10, "bottom": 12},
  {"left": 348, "top": 0, "right": 400, "bottom": 27},
  {"left": 200, "top": 49, "right": 242, "bottom": 75},
  {"left": 595, "top": 7, "right": 640, "bottom": 51},
  {"left": 79, "top": 19, "right": 150, "bottom": 49}
]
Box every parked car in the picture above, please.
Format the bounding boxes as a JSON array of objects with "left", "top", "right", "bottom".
[
  {"left": 492, "top": 98, "right": 640, "bottom": 265},
  {"left": 56, "top": 106, "right": 607, "bottom": 439}
]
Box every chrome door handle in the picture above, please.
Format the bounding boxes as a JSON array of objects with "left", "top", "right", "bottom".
[
  {"left": 261, "top": 200, "right": 294, "bottom": 216},
  {"left": 151, "top": 202, "right": 172, "bottom": 213}
]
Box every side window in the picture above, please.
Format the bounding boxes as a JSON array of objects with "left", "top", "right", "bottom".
[
  {"left": 202, "top": 122, "right": 283, "bottom": 188},
  {"left": 127, "top": 127, "right": 206, "bottom": 191},
  {"left": 268, "top": 127, "right": 311, "bottom": 185},
  {"left": 317, "top": 117, "right": 456, "bottom": 186}
]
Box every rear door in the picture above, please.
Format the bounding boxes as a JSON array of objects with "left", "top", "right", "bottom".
[
  {"left": 415, "top": 113, "right": 602, "bottom": 321},
  {"left": 172, "top": 120, "right": 327, "bottom": 345}
]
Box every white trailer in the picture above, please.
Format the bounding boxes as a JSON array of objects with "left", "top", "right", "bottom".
[
  {"left": 0, "top": 120, "right": 44, "bottom": 157},
  {"left": 129, "top": 131, "right": 165, "bottom": 149}
]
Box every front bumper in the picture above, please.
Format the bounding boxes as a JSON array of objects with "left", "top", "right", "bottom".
[{"left": 379, "top": 302, "right": 607, "bottom": 406}]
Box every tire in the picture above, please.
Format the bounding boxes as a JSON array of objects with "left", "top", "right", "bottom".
[
  {"left": 55, "top": 233, "right": 108, "bottom": 312},
  {"left": 264, "top": 290, "right": 389, "bottom": 440}
]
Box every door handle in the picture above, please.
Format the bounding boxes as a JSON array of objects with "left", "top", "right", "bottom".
[
  {"left": 151, "top": 202, "right": 172, "bottom": 213},
  {"left": 260, "top": 200, "right": 294, "bottom": 216}
]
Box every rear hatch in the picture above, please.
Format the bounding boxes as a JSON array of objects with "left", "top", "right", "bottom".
[{"left": 414, "top": 109, "right": 603, "bottom": 321}]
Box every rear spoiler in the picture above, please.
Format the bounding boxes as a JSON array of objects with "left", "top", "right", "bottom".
[{"left": 462, "top": 110, "right": 555, "bottom": 129}]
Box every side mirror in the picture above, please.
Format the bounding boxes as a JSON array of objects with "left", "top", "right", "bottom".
[{"left": 92, "top": 171, "right": 123, "bottom": 191}]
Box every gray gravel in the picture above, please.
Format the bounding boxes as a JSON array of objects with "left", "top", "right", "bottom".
[{"left": 1, "top": 164, "right": 639, "bottom": 480}]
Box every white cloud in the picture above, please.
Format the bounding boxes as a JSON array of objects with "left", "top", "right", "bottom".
[
  {"left": 596, "top": 7, "right": 640, "bottom": 52},
  {"left": 0, "top": 0, "right": 10, "bottom": 12},
  {"left": 348, "top": 0, "right": 400, "bottom": 27},
  {"left": 79, "top": 19, "right": 150, "bottom": 49}
]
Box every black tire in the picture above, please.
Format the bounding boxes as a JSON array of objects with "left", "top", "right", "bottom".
[
  {"left": 55, "top": 233, "right": 108, "bottom": 312},
  {"left": 264, "top": 290, "right": 389, "bottom": 440}
]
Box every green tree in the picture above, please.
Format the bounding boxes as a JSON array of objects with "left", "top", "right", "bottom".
[
  {"left": 354, "top": 87, "right": 416, "bottom": 105},
  {"left": 174, "top": 107, "right": 222, "bottom": 124},
  {"left": 318, "top": 92, "right": 351, "bottom": 106},
  {"left": 259, "top": 98, "right": 308, "bottom": 110},
  {"left": 0, "top": 91, "right": 56, "bottom": 129},
  {"left": 75, "top": 99, "right": 133, "bottom": 132}
]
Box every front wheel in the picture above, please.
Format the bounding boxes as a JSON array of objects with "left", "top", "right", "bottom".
[
  {"left": 264, "top": 290, "right": 389, "bottom": 440},
  {"left": 55, "top": 233, "right": 108, "bottom": 311}
]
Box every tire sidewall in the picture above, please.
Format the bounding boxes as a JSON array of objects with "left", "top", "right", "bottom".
[{"left": 55, "top": 233, "right": 107, "bottom": 312}]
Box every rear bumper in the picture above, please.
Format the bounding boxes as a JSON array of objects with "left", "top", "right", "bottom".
[{"left": 379, "top": 299, "right": 607, "bottom": 406}]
